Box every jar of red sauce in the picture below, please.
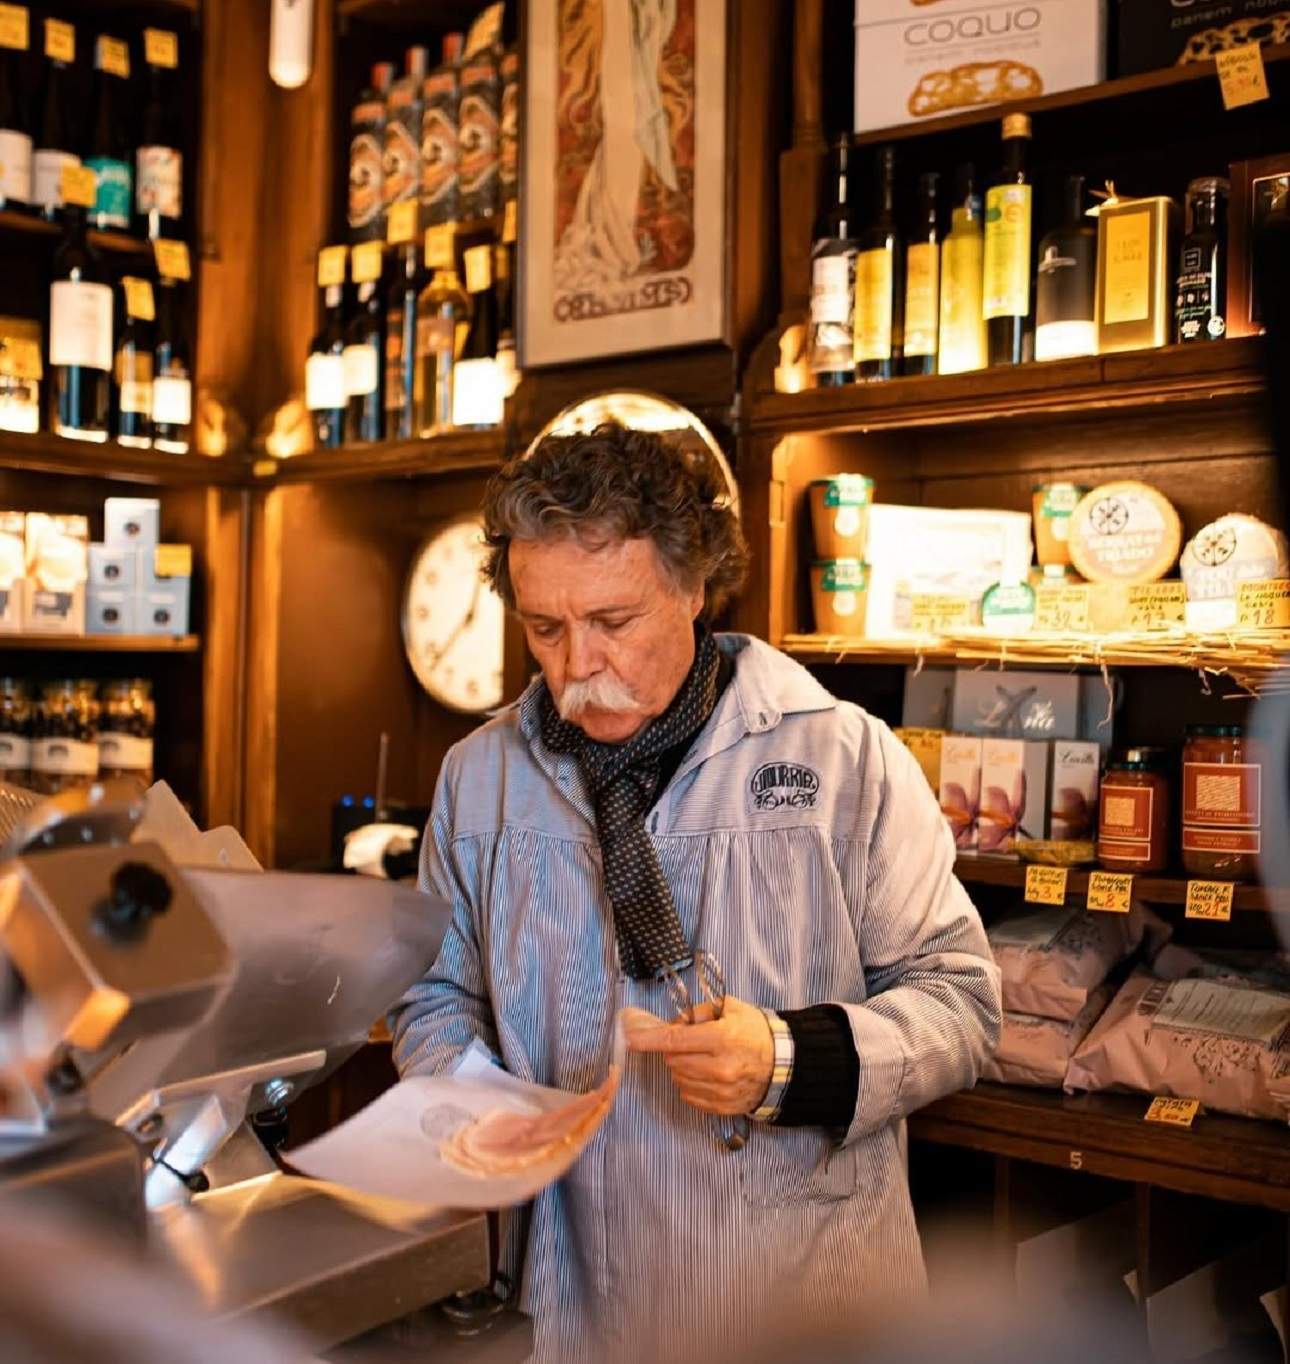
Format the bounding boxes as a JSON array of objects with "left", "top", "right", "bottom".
[
  {"left": 1098, "top": 748, "right": 1170, "bottom": 873},
  {"left": 1182, "top": 724, "right": 1263, "bottom": 882}
]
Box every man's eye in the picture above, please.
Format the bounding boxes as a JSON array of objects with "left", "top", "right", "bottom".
[
  {"left": 600, "top": 618, "right": 630, "bottom": 633},
  {"left": 531, "top": 624, "right": 560, "bottom": 642}
]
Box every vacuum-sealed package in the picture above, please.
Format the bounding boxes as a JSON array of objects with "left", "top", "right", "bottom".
[
  {"left": 981, "top": 985, "right": 1113, "bottom": 1089},
  {"left": 1066, "top": 969, "right": 1290, "bottom": 1123}
]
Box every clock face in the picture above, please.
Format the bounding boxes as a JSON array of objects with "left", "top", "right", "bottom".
[{"left": 402, "top": 516, "right": 506, "bottom": 714}]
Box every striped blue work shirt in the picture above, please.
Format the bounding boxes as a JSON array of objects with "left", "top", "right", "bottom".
[{"left": 392, "top": 634, "right": 1001, "bottom": 1362}]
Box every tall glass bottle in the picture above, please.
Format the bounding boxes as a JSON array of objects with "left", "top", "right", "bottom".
[
  {"left": 1035, "top": 173, "right": 1096, "bottom": 362},
  {"left": 151, "top": 277, "right": 191, "bottom": 453},
  {"left": 348, "top": 62, "right": 394, "bottom": 243},
  {"left": 452, "top": 243, "right": 502, "bottom": 427},
  {"left": 417, "top": 263, "right": 468, "bottom": 433},
  {"left": 983, "top": 113, "right": 1034, "bottom": 367},
  {"left": 86, "top": 37, "right": 132, "bottom": 230},
  {"left": 113, "top": 274, "right": 154, "bottom": 448},
  {"left": 0, "top": 16, "right": 33, "bottom": 210},
  {"left": 306, "top": 283, "right": 347, "bottom": 449},
  {"left": 49, "top": 203, "right": 112, "bottom": 441},
  {"left": 136, "top": 41, "right": 183, "bottom": 240},
  {"left": 807, "top": 136, "right": 858, "bottom": 386},
  {"left": 902, "top": 171, "right": 940, "bottom": 377},
  {"left": 344, "top": 243, "right": 385, "bottom": 444},
  {"left": 493, "top": 240, "right": 519, "bottom": 399},
  {"left": 938, "top": 164, "right": 987, "bottom": 375},
  {"left": 853, "top": 144, "right": 902, "bottom": 383},
  {"left": 1175, "top": 176, "right": 1230, "bottom": 344},
  {"left": 33, "top": 23, "right": 81, "bottom": 221},
  {"left": 384, "top": 243, "right": 420, "bottom": 440}
]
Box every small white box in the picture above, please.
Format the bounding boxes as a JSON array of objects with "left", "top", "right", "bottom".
[
  {"left": 87, "top": 587, "right": 137, "bottom": 635},
  {"left": 24, "top": 580, "right": 86, "bottom": 635},
  {"left": 138, "top": 586, "right": 189, "bottom": 636},
  {"left": 23, "top": 513, "right": 88, "bottom": 635},
  {"left": 0, "top": 579, "right": 21, "bottom": 631},
  {"left": 104, "top": 497, "right": 161, "bottom": 549},
  {"left": 854, "top": 0, "right": 1107, "bottom": 134},
  {"left": 1050, "top": 740, "right": 1101, "bottom": 842},
  {"left": 940, "top": 734, "right": 983, "bottom": 853},
  {"left": 89, "top": 543, "right": 138, "bottom": 591},
  {"left": 979, "top": 738, "right": 1051, "bottom": 857},
  {"left": 902, "top": 667, "right": 956, "bottom": 729}
]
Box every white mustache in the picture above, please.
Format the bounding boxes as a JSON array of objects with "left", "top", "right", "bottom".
[{"left": 557, "top": 672, "right": 642, "bottom": 721}]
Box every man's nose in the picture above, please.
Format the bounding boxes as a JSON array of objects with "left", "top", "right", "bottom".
[{"left": 564, "top": 625, "right": 602, "bottom": 682}]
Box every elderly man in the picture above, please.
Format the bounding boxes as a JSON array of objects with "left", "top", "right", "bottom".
[{"left": 392, "top": 422, "right": 1001, "bottom": 1362}]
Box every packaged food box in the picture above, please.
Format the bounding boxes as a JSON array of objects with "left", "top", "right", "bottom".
[
  {"left": 1115, "top": 0, "right": 1290, "bottom": 77},
  {"left": 940, "top": 733, "right": 983, "bottom": 852},
  {"left": 0, "top": 511, "right": 24, "bottom": 632},
  {"left": 23, "top": 513, "right": 88, "bottom": 635},
  {"left": 979, "top": 737, "right": 1051, "bottom": 856},
  {"left": 1050, "top": 740, "right": 1101, "bottom": 841}
]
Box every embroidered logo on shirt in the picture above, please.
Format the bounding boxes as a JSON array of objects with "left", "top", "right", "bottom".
[{"left": 749, "top": 762, "right": 820, "bottom": 811}]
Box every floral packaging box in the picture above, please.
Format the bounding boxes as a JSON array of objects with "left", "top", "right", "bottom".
[
  {"left": 940, "top": 734, "right": 983, "bottom": 853},
  {"left": 977, "top": 738, "right": 1052, "bottom": 858},
  {"left": 1050, "top": 740, "right": 1101, "bottom": 842}
]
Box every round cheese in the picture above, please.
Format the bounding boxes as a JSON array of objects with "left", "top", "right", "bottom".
[
  {"left": 1181, "top": 513, "right": 1289, "bottom": 629},
  {"left": 1067, "top": 481, "right": 1182, "bottom": 584}
]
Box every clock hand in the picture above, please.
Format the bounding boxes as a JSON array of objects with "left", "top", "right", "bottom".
[{"left": 425, "top": 579, "right": 484, "bottom": 671}]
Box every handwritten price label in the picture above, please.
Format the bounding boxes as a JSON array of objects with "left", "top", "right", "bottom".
[
  {"left": 0, "top": 4, "right": 30, "bottom": 52},
  {"left": 351, "top": 240, "right": 384, "bottom": 284},
  {"left": 1216, "top": 42, "right": 1269, "bottom": 110},
  {"left": 1185, "top": 880, "right": 1235, "bottom": 922},
  {"left": 909, "top": 594, "right": 975, "bottom": 635},
  {"left": 153, "top": 239, "right": 192, "bottom": 281},
  {"left": 317, "top": 244, "right": 348, "bottom": 288},
  {"left": 1127, "top": 582, "right": 1186, "bottom": 631},
  {"left": 0, "top": 337, "right": 41, "bottom": 380},
  {"left": 423, "top": 223, "right": 455, "bottom": 270},
  {"left": 387, "top": 199, "right": 418, "bottom": 245},
  {"left": 1025, "top": 864, "right": 1070, "bottom": 906},
  {"left": 154, "top": 545, "right": 192, "bottom": 579},
  {"left": 503, "top": 197, "right": 518, "bottom": 244},
  {"left": 144, "top": 28, "right": 179, "bottom": 69},
  {"left": 1087, "top": 871, "right": 1134, "bottom": 913},
  {"left": 1034, "top": 584, "right": 1091, "bottom": 633},
  {"left": 44, "top": 16, "right": 73, "bottom": 61},
  {"left": 1145, "top": 1097, "right": 1201, "bottom": 1128},
  {"left": 59, "top": 163, "right": 97, "bottom": 209},
  {"left": 98, "top": 35, "right": 130, "bottom": 78},
  {"left": 1237, "top": 579, "right": 1290, "bottom": 631},
  {"left": 123, "top": 277, "right": 156, "bottom": 322}
]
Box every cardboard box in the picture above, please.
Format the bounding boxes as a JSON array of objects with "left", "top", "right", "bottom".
[
  {"left": 104, "top": 497, "right": 160, "bottom": 549},
  {"left": 1050, "top": 740, "right": 1101, "bottom": 841},
  {"left": 940, "top": 734, "right": 983, "bottom": 853},
  {"left": 89, "top": 544, "right": 138, "bottom": 591},
  {"left": 854, "top": 0, "right": 1106, "bottom": 133},
  {"left": 87, "top": 587, "right": 138, "bottom": 635},
  {"left": 902, "top": 667, "right": 956, "bottom": 729},
  {"left": 894, "top": 727, "right": 945, "bottom": 792},
  {"left": 0, "top": 511, "right": 24, "bottom": 632},
  {"left": 1115, "top": 0, "right": 1290, "bottom": 77},
  {"left": 138, "top": 586, "right": 189, "bottom": 636},
  {"left": 952, "top": 669, "right": 1083, "bottom": 742},
  {"left": 23, "top": 513, "right": 88, "bottom": 635},
  {"left": 979, "top": 738, "right": 1051, "bottom": 856}
]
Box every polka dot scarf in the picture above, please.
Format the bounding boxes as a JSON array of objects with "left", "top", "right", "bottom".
[{"left": 539, "top": 629, "right": 723, "bottom": 979}]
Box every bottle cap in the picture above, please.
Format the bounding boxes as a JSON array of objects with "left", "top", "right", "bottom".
[
  {"left": 1002, "top": 112, "right": 1032, "bottom": 140},
  {"left": 443, "top": 32, "right": 464, "bottom": 64},
  {"left": 372, "top": 61, "right": 395, "bottom": 91},
  {"left": 406, "top": 45, "right": 429, "bottom": 79}
]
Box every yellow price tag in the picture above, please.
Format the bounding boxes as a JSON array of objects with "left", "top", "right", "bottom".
[
  {"left": 1126, "top": 582, "right": 1186, "bottom": 631},
  {"left": 387, "top": 198, "right": 418, "bottom": 245},
  {"left": 0, "top": 337, "right": 41, "bottom": 380},
  {"left": 1216, "top": 42, "right": 1269, "bottom": 110},
  {"left": 317, "top": 244, "right": 348, "bottom": 288},
  {"left": 44, "top": 16, "right": 73, "bottom": 61},
  {"left": 464, "top": 243, "right": 493, "bottom": 294},
  {"left": 60, "top": 163, "right": 96, "bottom": 209},
  {"left": 1145, "top": 1096, "right": 1201, "bottom": 1128},
  {"left": 153, "top": 238, "right": 192, "bottom": 281},
  {"left": 1086, "top": 871, "right": 1134, "bottom": 914},
  {"left": 1185, "top": 879, "right": 1235, "bottom": 922},
  {"left": 1236, "top": 578, "right": 1290, "bottom": 631},
  {"left": 123, "top": 277, "right": 156, "bottom": 322},
  {"left": 351, "top": 240, "right": 384, "bottom": 285},
  {"left": 503, "top": 197, "right": 518, "bottom": 244},
  {"left": 144, "top": 28, "right": 179, "bottom": 69},
  {"left": 1034, "top": 584, "right": 1091, "bottom": 633},
  {"left": 424, "top": 223, "right": 455, "bottom": 270},
  {"left": 909, "top": 594, "right": 975, "bottom": 635},
  {"left": 98, "top": 35, "right": 129, "bottom": 78},
  {"left": 252, "top": 459, "right": 279, "bottom": 479},
  {"left": 1024, "top": 864, "right": 1069, "bottom": 907},
  {"left": 0, "top": 4, "right": 30, "bottom": 51},
  {"left": 154, "top": 544, "right": 193, "bottom": 579}
]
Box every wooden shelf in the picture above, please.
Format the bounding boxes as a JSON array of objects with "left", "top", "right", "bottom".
[
  {"left": 0, "top": 209, "right": 155, "bottom": 259},
  {"left": 853, "top": 43, "right": 1290, "bottom": 146},
  {"left": 253, "top": 429, "right": 508, "bottom": 484},
  {"left": 953, "top": 855, "right": 1290, "bottom": 915},
  {"left": 337, "top": 0, "right": 488, "bottom": 28},
  {"left": 2, "top": 633, "right": 199, "bottom": 653},
  {"left": 751, "top": 337, "right": 1266, "bottom": 437},
  {"left": 910, "top": 1083, "right": 1290, "bottom": 1213},
  {"left": 0, "top": 431, "right": 246, "bottom": 487}
]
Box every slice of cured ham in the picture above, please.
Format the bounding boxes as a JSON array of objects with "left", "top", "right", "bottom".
[{"left": 440, "top": 1064, "right": 621, "bottom": 1177}]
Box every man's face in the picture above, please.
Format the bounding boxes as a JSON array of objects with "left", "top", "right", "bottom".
[{"left": 510, "top": 534, "right": 704, "bottom": 744}]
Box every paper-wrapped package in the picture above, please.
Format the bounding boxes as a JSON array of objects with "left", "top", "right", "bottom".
[{"left": 981, "top": 985, "right": 1112, "bottom": 1089}]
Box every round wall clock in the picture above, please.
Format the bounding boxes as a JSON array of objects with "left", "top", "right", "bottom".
[{"left": 401, "top": 514, "right": 506, "bottom": 714}]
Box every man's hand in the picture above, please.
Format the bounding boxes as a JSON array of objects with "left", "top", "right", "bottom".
[{"left": 622, "top": 997, "right": 774, "bottom": 1117}]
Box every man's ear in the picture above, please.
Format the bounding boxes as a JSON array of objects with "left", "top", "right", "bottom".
[{"left": 689, "top": 584, "right": 706, "bottom": 621}]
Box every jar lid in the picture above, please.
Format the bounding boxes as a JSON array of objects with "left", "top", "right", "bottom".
[
  {"left": 808, "top": 475, "right": 874, "bottom": 490},
  {"left": 1185, "top": 723, "right": 1244, "bottom": 737},
  {"left": 1107, "top": 759, "right": 1150, "bottom": 772},
  {"left": 812, "top": 558, "right": 870, "bottom": 568},
  {"left": 1123, "top": 745, "right": 1170, "bottom": 765}
]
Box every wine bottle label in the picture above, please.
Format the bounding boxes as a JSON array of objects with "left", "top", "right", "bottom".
[
  {"left": 343, "top": 342, "right": 379, "bottom": 397},
  {"left": 32, "top": 149, "right": 78, "bottom": 212},
  {"left": 0, "top": 4, "right": 30, "bottom": 52},
  {"left": 500, "top": 49, "right": 519, "bottom": 203},
  {"left": 305, "top": 353, "right": 346, "bottom": 411},
  {"left": 458, "top": 52, "right": 499, "bottom": 220},
  {"left": 810, "top": 250, "right": 854, "bottom": 326},
  {"left": 116, "top": 346, "right": 154, "bottom": 413},
  {"left": 1176, "top": 247, "right": 1225, "bottom": 342},
  {"left": 421, "top": 70, "right": 460, "bottom": 225},
  {"left": 0, "top": 734, "right": 32, "bottom": 769},
  {"left": 119, "top": 378, "right": 153, "bottom": 414},
  {"left": 152, "top": 374, "right": 191, "bottom": 425},
  {"left": 1102, "top": 208, "right": 1151, "bottom": 327},
  {"left": 0, "top": 334, "right": 41, "bottom": 380},
  {"left": 451, "top": 356, "right": 504, "bottom": 427},
  {"left": 416, "top": 315, "right": 453, "bottom": 357},
  {"left": 0, "top": 129, "right": 31, "bottom": 203},
  {"left": 99, "top": 733, "right": 153, "bottom": 771},
  {"left": 904, "top": 242, "right": 940, "bottom": 358},
  {"left": 50, "top": 281, "right": 112, "bottom": 372},
  {"left": 938, "top": 232, "right": 987, "bottom": 374},
  {"left": 853, "top": 247, "right": 894, "bottom": 363},
  {"left": 136, "top": 145, "right": 182, "bottom": 219},
  {"left": 86, "top": 156, "right": 132, "bottom": 227},
  {"left": 33, "top": 737, "right": 98, "bottom": 776},
  {"left": 383, "top": 87, "right": 421, "bottom": 209},
  {"left": 983, "top": 184, "right": 1032, "bottom": 320},
  {"left": 349, "top": 130, "right": 384, "bottom": 231}
]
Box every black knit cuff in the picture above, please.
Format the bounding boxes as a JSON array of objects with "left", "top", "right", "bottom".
[{"left": 773, "top": 1004, "right": 860, "bottom": 1129}]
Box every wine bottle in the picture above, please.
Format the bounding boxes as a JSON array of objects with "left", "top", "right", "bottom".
[
  {"left": 1035, "top": 173, "right": 1096, "bottom": 362},
  {"left": 135, "top": 32, "right": 182, "bottom": 240},
  {"left": 452, "top": 243, "right": 502, "bottom": 427},
  {"left": 86, "top": 36, "right": 132, "bottom": 230},
  {"left": 344, "top": 242, "right": 385, "bottom": 444},
  {"left": 983, "top": 113, "right": 1034, "bottom": 367},
  {"left": 113, "top": 274, "right": 154, "bottom": 448},
  {"left": 493, "top": 241, "right": 518, "bottom": 399},
  {"left": 0, "top": 11, "right": 33, "bottom": 210},
  {"left": 384, "top": 243, "right": 421, "bottom": 440},
  {"left": 853, "top": 144, "right": 902, "bottom": 383},
  {"left": 902, "top": 171, "right": 941, "bottom": 377},
  {"left": 384, "top": 47, "right": 429, "bottom": 220},
  {"left": 33, "top": 20, "right": 81, "bottom": 221},
  {"left": 1175, "top": 176, "right": 1229, "bottom": 345},
  {"left": 416, "top": 259, "right": 468, "bottom": 434},
  {"left": 807, "top": 136, "right": 857, "bottom": 386},
  {"left": 348, "top": 62, "right": 394, "bottom": 243},
  {"left": 306, "top": 282, "right": 347, "bottom": 449},
  {"left": 151, "top": 275, "right": 191, "bottom": 453},
  {"left": 421, "top": 34, "right": 462, "bottom": 228},
  {"left": 938, "top": 164, "right": 987, "bottom": 375},
  {"left": 49, "top": 200, "right": 112, "bottom": 441}
]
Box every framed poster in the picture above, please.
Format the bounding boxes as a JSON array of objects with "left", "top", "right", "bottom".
[{"left": 520, "top": 0, "right": 729, "bottom": 368}]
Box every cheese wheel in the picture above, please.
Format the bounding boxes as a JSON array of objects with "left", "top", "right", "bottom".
[
  {"left": 1181, "top": 513, "right": 1289, "bottom": 629},
  {"left": 1067, "top": 481, "right": 1182, "bottom": 584}
]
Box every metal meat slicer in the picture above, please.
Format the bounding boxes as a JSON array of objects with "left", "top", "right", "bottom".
[{"left": 0, "top": 781, "right": 489, "bottom": 1349}]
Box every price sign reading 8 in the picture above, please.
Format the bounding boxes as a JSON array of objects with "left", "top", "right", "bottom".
[{"left": 1144, "top": 1097, "right": 1201, "bottom": 1128}]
